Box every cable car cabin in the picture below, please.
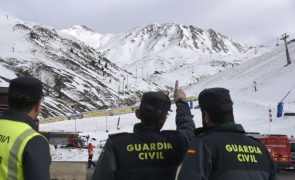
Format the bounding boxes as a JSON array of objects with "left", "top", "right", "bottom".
[
  {"left": 0, "top": 87, "right": 8, "bottom": 116},
  {"left": 249, "top": 134, "right": 291, "bottom": 168},
  {"left": 289, "top": 137, "right": 295, "bottom": 168}
]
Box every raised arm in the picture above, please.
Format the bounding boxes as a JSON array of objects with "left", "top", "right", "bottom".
[{"left": 173, "top": 80, "right": 196, "bottom": 146}]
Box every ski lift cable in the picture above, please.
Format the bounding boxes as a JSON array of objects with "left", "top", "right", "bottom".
[
  {"left": 280, "top": 84, "right": 295, "bottom": 103},
  {"left": 256, "top": 33, "right": 295, "bottom": 46}
]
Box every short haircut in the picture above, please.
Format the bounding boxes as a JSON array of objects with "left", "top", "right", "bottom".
[
  {"left": 8, "top": 76, "right": 43, "bottom": 113},
  {"left": 8, "top": 97, "right": 40, "bottom": 113},
  {"left": 139, "top": 92, "right": 171, "bottom": 124},
  {"left": 198, "top": 87, "right": 234, "bottom": 124},
  {"left": 140, "top": 110, "right": 168, "bottom": 125},
  {"left": 201, "top": 105, "right": 234, "bottom": 124}
]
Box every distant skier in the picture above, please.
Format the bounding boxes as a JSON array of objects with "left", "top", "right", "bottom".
[
  {"left": 253, "top": 81, "right": 257, "bottom": 92},
  {"left": 86, "top": 135, "right": 90, "bottom": 144},
  {"left": 71, "top": 102, "right": 77, "bottom": 113},
  {"left": 116, "top": 116, "right": 120, "bottom": 130},
  {"left": 87, "top": 143, "right": 96, "bottom": 168}
]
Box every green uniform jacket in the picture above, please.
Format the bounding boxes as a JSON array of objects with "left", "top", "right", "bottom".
[
  {"left": 92, "top": 102, "right": 195, "bottom": 180},
  {"left": 178, "top": 123, "right": 277, "bottom": 180}
]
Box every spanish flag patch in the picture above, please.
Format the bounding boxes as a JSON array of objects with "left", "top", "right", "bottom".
[{"left": 187, "top": 148, "right": 197, "bottom": 156}]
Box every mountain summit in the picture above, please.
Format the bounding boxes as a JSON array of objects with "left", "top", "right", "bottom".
[
  {"left": 64, "top": 23, "right": 249, "bottom": 64},
  {"left": 62, "top": 23, "right": 269, "bottom": 87}
]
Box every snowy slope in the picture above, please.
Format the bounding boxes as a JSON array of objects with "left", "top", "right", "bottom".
[
  {"left": 62, "top": 23, "right": 272, "bottom": 87},
  {"left": 41, "top": 43, "right": 295, "bottom": 161},
  {"left": 59, "top": 25, "right": 114, "bottom": 49},
  {"left": 0, "top": 15, "right": 163, "bottom": 117},
  {"left": 184, "top": 42, "right": 295, "bottom": 134},
  {"left": 185, "top": 43, "right": 295, "bottom": 105}
]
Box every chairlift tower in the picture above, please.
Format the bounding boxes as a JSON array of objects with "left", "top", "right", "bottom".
[{"left": 280, "top": 33, "right": 291, "bottom": 65}]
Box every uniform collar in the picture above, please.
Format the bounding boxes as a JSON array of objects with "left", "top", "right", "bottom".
[
  {"left": 133, "top": 123, "right": 161, "bottom": 133},
  {"left": 195, "top": 123, "right": 245, "bottom": 135},
  {"left": 0, "top": 109, "right": 38, "bottom": 130}
]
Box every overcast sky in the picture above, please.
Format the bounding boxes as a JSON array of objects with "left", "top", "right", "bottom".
[{"left": 0, "top": 0, "right": 294, "bottom": 45}]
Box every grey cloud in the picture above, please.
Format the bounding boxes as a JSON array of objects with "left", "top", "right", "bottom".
[{"left": 0, "top": 0, "right": 294, "bottom": 45}]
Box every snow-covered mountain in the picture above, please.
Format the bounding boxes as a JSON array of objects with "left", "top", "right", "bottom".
[
  {"left": 0, "top": 15, "right": 163, "bottom": 117},
  {"left": 59, "top": 25, "right": 113, "bottom": 49},
  {"left": 0, "top": 14, "right": 276, "bottom": 118},
  {"left": 98, "top": 23, "right": 247, "bottom": 63},
  {"left": 62, "top": 23, "right": 271, "bottom": 86},
  {"left": 41, "top": 42, "right": 295, "bottom": 161}
]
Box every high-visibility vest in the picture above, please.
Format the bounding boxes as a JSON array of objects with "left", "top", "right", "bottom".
[{"left": 0, "top": 119, "right": 43, "bottom": 180}]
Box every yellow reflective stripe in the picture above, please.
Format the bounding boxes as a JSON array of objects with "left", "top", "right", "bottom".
[{"left": 7, "top": 128, "right": 35, "bottom": 180}]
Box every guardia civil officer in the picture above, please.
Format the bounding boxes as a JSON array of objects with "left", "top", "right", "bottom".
[
  {"left": 92, "top": 80, "right": 195, "bottom": 180},
  {"left": 0, "top": 76, "right": 51, "bottom": 180},
  {"left": 178, "top": 88, "right": 276, "bottom": 180}
]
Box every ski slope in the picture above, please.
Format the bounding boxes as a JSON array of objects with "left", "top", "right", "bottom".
[
  {"left": 185, "top": 42, "right": 295, "bottom": 135},
  {"left": 40, "top": 42, "right": 295, "bottom": 162}
]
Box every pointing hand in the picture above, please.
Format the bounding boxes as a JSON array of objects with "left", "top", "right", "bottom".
[{"left": 173, "top": 80, "right": 186, "bottom": 103}]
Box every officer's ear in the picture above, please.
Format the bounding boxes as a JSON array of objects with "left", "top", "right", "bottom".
[
  {"left": 205, "top": 111, "right": 210, "bottom": 122},
  {"left": 135, "top": 109, "right": 142, "bottom": 119},
  {"left": 158, "top": 114, "right": 167, "bottom": 128},
  {"left": 201, "top": 110, "right": 210, "bottom": 127},
  {"left": 28, "top": 100, "right": 42, "bottom": 120},
  {"left": 32, "top": 100, "right": 42, "bottom": 115}
]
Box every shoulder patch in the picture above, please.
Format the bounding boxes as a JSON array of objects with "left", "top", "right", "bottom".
[{"left": 187, "top": 147, "right": 197, "bottom": 156}]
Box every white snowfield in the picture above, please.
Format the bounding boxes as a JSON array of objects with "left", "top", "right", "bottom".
[
  {"left": 41, "top": 42, "right": 295, "bottom": 161},
  {"left": 185, "top": 42, "right": 295, "bottom": 135},
  {"left": 61, "top": 23, "right": 271, "bottom": 87}
]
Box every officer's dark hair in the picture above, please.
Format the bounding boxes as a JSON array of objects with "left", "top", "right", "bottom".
[
  {"left": 8, "top": 97, "right": 41, "bottom": 113},
  {"left": 7, "top": 76, "right": 43, "bottom": 113},
  {"left": 198, "top": 87, "right": 234, "bottom": 124},
  {"left": 201, "top": 105, "right": 234, "bottom": 124},
  {"left": 139, "top": 110, "right": 168, "bottom": 125},
  {"left": 137, "top": 91, "right": 171, "bottom": 125}
]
